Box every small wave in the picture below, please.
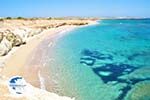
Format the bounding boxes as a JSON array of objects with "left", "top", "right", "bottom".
[{"left": 38, "top": 70, "right": 46, "bottom": 90}]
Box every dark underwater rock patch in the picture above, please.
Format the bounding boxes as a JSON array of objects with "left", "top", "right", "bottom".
[
  {"left": 81, "top": 49, "right": 113, "bottom": 60},
  {"left": 80, "top": 49, "right": 150, "bottom": 100},
  {"left": 127, "top": 51, "right": 150, "bottom": 61},
  {"left": 92, "top": 63, "right": 137, "bottom": 83}
]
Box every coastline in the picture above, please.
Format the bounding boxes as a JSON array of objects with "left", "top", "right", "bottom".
[
  {"left": 1, "top": 25, "right": 78, "bottom": 77},
  {"left": 0, "top": 20, "right": 97, "bottom": 100}
]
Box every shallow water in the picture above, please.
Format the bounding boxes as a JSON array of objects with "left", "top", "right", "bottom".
[{"left": 29, "top": 19, "right": 150, "bottom": 100}]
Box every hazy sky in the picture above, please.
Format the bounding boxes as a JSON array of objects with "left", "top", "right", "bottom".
[{"left": 0, "top": 0, "right": 149, "bottom": 17}]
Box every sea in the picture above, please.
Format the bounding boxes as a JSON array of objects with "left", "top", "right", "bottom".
[{"left": 27, "top": 19, "right": 150, "bottom": 100}]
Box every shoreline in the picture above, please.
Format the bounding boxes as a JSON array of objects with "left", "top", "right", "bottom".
[
  {"left": 0, "top": 20, "right": 97, "bottom": 100},
  {"left": 1, "top": 25, "right": 78, "bottom": 77}
]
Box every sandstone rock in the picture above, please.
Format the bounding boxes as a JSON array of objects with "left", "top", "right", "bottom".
[
  {"left": 13, "top": 34, "right": 23, "bottom": 46},
  {"left": 5, "top": 32, "right": 16, "bottom": 43},
  {"left": 0, "top": 32, "right": 4, "bottom": 42},
  {"left": 5, "top": 32, "right": 23, "bottom": 47},
  {"left": 12, "top": 28, "right": 27, "bottom": 44},
  {"left": 28, "top": 28, "right": 43, "bottom": 37},
  {"left": 0, "top": 37, "right": 12, "bottom": 56}
]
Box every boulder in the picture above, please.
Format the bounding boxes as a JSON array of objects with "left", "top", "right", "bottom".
[
  {"left": 12, "top": 28, "right": 28, "bottom": 43},
  {"left": 28, "top": 28, "right": 42, "bottom": 37},
  {"left": 0, "top": 37, "right": 12, "bottom": 56},
  {"left": 0, "top": 32, "right": 4, "bottom": 42},
  {"left": 5, "top": 32, "right": 23, "bottom": 47},
  {"left": 13, "top": 34, "right": 23, "bottom": 46}
]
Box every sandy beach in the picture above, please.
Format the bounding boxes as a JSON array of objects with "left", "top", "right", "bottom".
[
  {"left": 0, "top": 19, "right": 96, "bottom": 100},
  {"left": 1, "top": 26, "right": 77, "bottom": 77}
]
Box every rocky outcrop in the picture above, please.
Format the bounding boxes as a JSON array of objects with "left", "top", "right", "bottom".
[
  {"left": 12, "top": 28, "right": 28, "bottom": 44},
  {"left": 0, "top": 32, "right": 4, "bottom": 42},
  {"left": 0, "top": 30, "right": 26, "bottom": 56},
  {"left": 69, "top": 22, "right": 88, "bottom": 26},
  {"left": 5, "top": 31, "right": 23, "bottom": 47},
  {"left": 27, "top": 28, "right": 43, "bottom": 37},
  {"left": 0, "top": 37, "right": 12, "bottom": 56},
  {"left": 0, "top": 19, "right": 92, "bottom": 56},
  {"left": 0, "top": 28, "right": 44, "bottom": 56}
]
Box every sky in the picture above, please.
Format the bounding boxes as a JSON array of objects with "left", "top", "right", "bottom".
[{"left": 0, "top": 0, "right": 149, "bottom": 18}]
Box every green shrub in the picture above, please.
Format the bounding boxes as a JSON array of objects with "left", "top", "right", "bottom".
[
  {"left": 6, "top": 17, "right": 12, "bottom": 19},
  {"left": 17, "top": 17, "right": 24, "bottom": 19},
  {"left": 47, "top": 17, "right": 52, "bottom": 20},
  {"left": 0, "top": 18, "right": 4, "bottom": 21}
]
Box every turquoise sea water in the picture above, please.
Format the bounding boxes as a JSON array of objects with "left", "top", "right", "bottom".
[{"left": 28, "top": 19, "right": 150, "bottom": 100}]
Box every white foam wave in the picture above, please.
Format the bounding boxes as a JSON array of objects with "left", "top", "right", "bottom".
[{"left": 38, "top": 70, "right": 46, "bottom": 90}]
